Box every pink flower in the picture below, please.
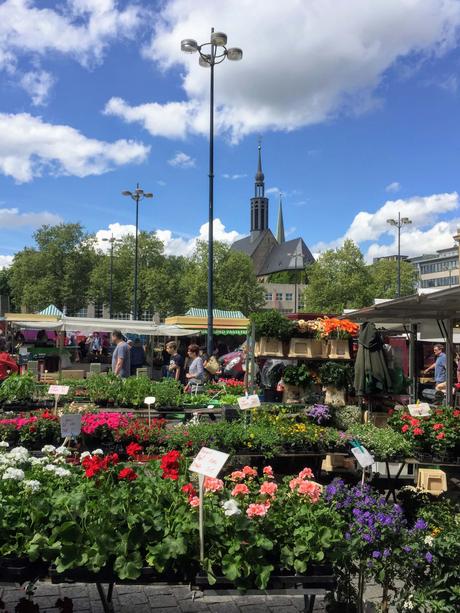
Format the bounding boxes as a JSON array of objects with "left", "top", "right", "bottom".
[
  {"left": 246, "top": 503, "right": 268, "bottom": 518},
  {"left": 298, "top": 467, "right": 314, "bottom": 480},
  {"left": 242, "top": 465, "right": 257, "bottom": 478},
  {"left": 189, "top": 496, "right": 200, "bottom": 507},
  {"left": 289, "top": 477, "right": 303, "bottom": 491},
  {"left": 263, "top": 466, "right": 274, "bottom": 479},
  {"left": 259, "top": 481, "right": 278, "bottom": 497},
  {"left": 229, "top": 470, "right": 245, "bottom": 482},
  {"left": 231, "top": 483, "right": 250, "bottom": 496},
  {"left": 204, "top": 477, "right": 224, "bottom": 493},
  {"left": 297, "top": 480, "right": 321, "bottom": 503}
]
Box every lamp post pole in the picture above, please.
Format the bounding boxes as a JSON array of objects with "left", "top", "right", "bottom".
[
  {"left": 181, "top": 30, "right": 242, "bottom": 355},
  {"left": 386, "top": 212, "right": 412, "bottom": 297},
  {"left": 122, "top": 184, "right": 153, "bottom": 320}
]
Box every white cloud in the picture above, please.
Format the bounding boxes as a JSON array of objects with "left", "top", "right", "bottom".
[
  {"left": 0, "top": 208, "right": 62, "bottom": 228},
  {"left": 0, "top": 255, "right": 14, "bottom": 269},
  {"left": 266, "top": 187, "right": 281, "bottom": 195},
  {"left": 222, "top": 173, "right": 247, "bottom": 180},
  {"left": 312, "top": 192, "right": 460, "bottom": 261},
  {"left": 385, "top": 181, "right": 401, "bottom": 193},
  {"left": 0, "top": 112, "right": 150, "bottom": 182},
  {"left": 95, "top": 218, "right": 243, "bottom": 257},
  {"left": 0, "top": 0, "right": 141, "bottom": 69},
  {"left": 104, "top": 0, "right": 460, "bottom": 142},
  {"left": 19, "top": 69, "right": 54, "bottom": 106},
  {"left": 168, "top": 151, "right": 195, "bottom": 168}
]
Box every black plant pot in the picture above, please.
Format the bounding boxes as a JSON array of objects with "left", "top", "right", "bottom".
[
  {"left": 0, "top": 557, "right": 48, "bottom": 583},
  {"left": 50, "top": 565, "right": 189, "bottom": 585}
]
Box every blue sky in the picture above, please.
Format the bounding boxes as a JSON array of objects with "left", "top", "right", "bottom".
[{"left": 1, "top": 0, "right": 460, "bottom": 266}]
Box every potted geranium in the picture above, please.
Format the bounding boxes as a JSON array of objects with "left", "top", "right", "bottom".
[{"left": 282, "top": 364, "right": 312, "bottom": 403}]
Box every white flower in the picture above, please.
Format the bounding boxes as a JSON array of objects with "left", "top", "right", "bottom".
[
  {"left": 2, "top": 467, "right": 25, "bottom": 481},
  {"left": 53, "top": 467, "right": 71, "bottom": 477},
  {"left": 424, "top": 535, "right": 434, "bottom": 546},
  {"left": 56, "top": 446, "right": 71, "bottom": 457},
  {"left": 0, "top": 441, "right": 9, "bottom": 448},
  {"left": 92, "top": 449, "right": 103, "bottom": 455},
  {"left": 30, "top": 457, "right": 47, "bottom": 466},
  {"left": 80, "top": 451, "right": 91, "bottom": 460},
  {"left": 23, "top": 479, "right": 41, "bottom": 493},
  {"left": 222, "top": 499, "right": 241, "bottom": 517},
  {"left": 10, "top": 446, "right": 29, "bottom": 460},
  {"left": 403, "top": 596, "right": 414, "bottom": 610},
  {"left": 41, "top": 445, "right": 56, "bottom": 454},
  {"left": 43, "top": 464, "right": 58, "bottom": 473}
]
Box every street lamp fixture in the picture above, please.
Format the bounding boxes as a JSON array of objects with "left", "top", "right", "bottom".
[
  {"left": 181, "top": 28, "right": 242, "bottom": 355},
  {"left": 122, "top": 184, "right": 153, "bottom": 320},
  {"left": 101, "top": 235, "right": 122, "bottom": 319},
  {"left": 386, "top": 212, "right": 412, "bottom": 297}
]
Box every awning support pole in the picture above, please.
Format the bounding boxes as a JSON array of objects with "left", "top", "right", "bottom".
[
  {"left": 445, "top": 318, "right": 453, "bottom": 406},
  {"left": 409, "top": 324, "right": 417, "bottom": 403}
]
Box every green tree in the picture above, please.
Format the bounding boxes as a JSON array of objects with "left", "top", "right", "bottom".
[
  {"left": 0, "top": 267, "right": 16, "bottom": 311},
  {"left": 303, "top": 239, "right": 373, "bottom": 312},
  {"left": 183, "top": 241, "right": 265, "bottom": 315},
  {"left": 369, "top": 258, "right": 417, "bottom": 299},
  {"left": 9, "top": 223, "right": 97, "bottom": 313}
]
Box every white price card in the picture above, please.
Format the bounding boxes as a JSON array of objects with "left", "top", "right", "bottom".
[
  {"left": 144, "top": 396, "right": 156, "bottom": 405},
  {"left": 351, "top": 446, "right": 375, "bottom": 468},
  {"left": 48, "top": 385, "right": 70, "bottom": 396},
  {"left": 189, "top": 447, "right": 229, "bottom": 478},
  {"left": 237, "top": 394, "right": 261, "bottom": 410},
  {"left": 407, "top": 403, "right": 431, "bottom": 417},
  {"left": 60, "top": 414, "right": 82, "bottom": 438}
]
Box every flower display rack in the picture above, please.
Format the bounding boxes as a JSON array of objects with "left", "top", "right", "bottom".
[{"left": 193, "top": 566, "right": 336, "bottom": 613}]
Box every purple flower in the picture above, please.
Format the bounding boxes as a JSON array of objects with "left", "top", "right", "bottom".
[
  {"left": 403, "top": 545, "right": 412, "bottom": 553},
  {"left": 345, "top": 532, "right": 351, "bottom": 540},
  {"left": 372, "top": 551, "right": 381, "bottom": 558},
  {"left": 425, "top": 552, "right": 433, "bottom": 564},
  {"left": 415, "top": 519, "right": 428, "bottom": 531},
  {"left": 308, "top": 404, "right": 331, "bottom": 424},
  {"left": 383, "top": 549, "right": 390, "bottom": 558}
]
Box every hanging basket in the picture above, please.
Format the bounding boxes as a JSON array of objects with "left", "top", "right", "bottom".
[{"left": 328, "top": 339, "right": 351, "bottom": 360}]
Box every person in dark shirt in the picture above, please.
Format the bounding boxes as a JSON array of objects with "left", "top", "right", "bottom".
[
  {"left": 165, "top": 341, "right": 184, "bottom": 383},
  {"left": 130, "top": 337, "right": 146, "bottom": 376}
]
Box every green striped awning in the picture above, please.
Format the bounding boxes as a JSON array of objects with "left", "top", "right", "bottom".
[
  {"left": 186, "top": 308, "right": 245, "bottom": 319},
  {"left": 39, "top": 304, "right": 63, "bottom": 317}
]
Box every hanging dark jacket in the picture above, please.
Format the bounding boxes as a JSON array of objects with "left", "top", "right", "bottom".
[{"left": 354, "top": 321, "right": 392, "bottom": 396}]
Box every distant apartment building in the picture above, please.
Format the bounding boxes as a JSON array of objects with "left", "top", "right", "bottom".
[
  {"left": 262, "top": 283, "right": 306, "bottom": 315},
  {"left": 409, "top": 232, "right": 460, "bottom": 289}
]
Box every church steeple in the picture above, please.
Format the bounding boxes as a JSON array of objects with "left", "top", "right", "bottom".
[
  {"left": 276, "top": 194, "right": 285, "bottom": 244},
  {"left": 250, "top": 141, "right": 269, "bottom": 233}
]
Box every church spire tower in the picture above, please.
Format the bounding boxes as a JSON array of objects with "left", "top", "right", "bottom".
[
  {"left": 276, "top": 193, "right": 285, "bottom": 244},
  {"left": 250, "top": 141, "right": 269, "bottom": 233}
]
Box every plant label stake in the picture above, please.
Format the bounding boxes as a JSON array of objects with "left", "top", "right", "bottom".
[
  {"left": 60, "top": 413, "right": 82, "bottom": 447},
  {"left": 189, "top": 447, "right": 230, "bottom": 562},
  {"left": 351, "top": 442, "right": 374, "bottom": 486},
  {"left": 237, "top": 394, "right": 260, "bottom": 410},
  {"left": 144, "top": 396, "right": 156, "bottom": 426},
  {"left": 48, "top": 385, "right": 69, "bottom": 416},
  {"left": 407, "top": 403, "right": 431, "bottom": 417}
]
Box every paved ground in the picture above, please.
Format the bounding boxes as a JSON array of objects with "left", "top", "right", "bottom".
[{"left": 0, "top": 582, "right": 387, "bottom": 612}]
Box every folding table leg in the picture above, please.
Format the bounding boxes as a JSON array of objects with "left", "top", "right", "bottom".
[
  {"left": 303, "top": 593, "right": 315, "bottom": 613},
  {"left": 96, "top": 582, "right": 115, "bottom": 613}
]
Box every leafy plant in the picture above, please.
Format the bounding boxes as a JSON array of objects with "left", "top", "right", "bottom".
[
  {"left": 332, "top": 405, "right": 362, "bottom": 430},
  {"left": 347, "top": 423, "right": 413, "bottom": 460},
  {"left": 319, "top": 362, "right": 354, "bottom": 390},
  {"left": 86, "top": 373, "right": 122, "bottom": 405},
  {"left": 151, "top": 379, "right": 183, "bottom": 407},
  {"left": 250, "top": 310, "right": 295, "bottom": 341},
  {"left": 0, "top": 373, "right": 39, "bottom": 403},
  {"left": 283, "top": 364, "right": 312, "bottom": 388}
]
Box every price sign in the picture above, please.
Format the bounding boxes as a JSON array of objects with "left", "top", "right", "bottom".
[
  {"left": 48, "top": 385, "right": 70, "bottom": 396},
  {"left": 237, "top": 394, "right": 261, "bottom": 410},
  {"left": 351, "top": 445, "right": 375, "bottom": 468},
  {"left": 60, "top": 414, "right": 82, "bottom": 438},
  {"left": 407, "top": 403, "right": 431, "bottom": 417},
  {"left": 189, "top": 447, "right": 229, "bottom": 478}
]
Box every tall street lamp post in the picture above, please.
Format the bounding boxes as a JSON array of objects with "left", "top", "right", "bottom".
[
  {"left": 122, "top": 184, "right": 153, "bottom": 320},
  {"left": 181, "top": 29, "right": 242, "bottom": 355},
  {"left": 386, "top": 212, "right": 412, "bottom": 297},
  {"left": 101, "top": 235, "right": 121, "bottom": 318}
]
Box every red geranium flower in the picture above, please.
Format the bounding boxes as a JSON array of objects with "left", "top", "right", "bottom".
[
  {"left": 413, "top": 428, "right": 423, "bottom": 436},
  {"left": 118, "top": 467, "right": 138, "bottom": 481},
  {"left": 126, "top": 442, "right": 143, "bottom": 457},
  {"left": 160, "top": 450, "right": 181, "bottom": 480},
  {"left": 181, "top": 483, "right": 197, "bottom": 501},
  {"left": 436, "top": 433, "right": 445, "bottom": 440},
  {"left": 433, "top": 423, "right": 444, "bottom": 431},
  {"left": 401, "top": 424, "right": 409, "bottom": 433},
  {"left": 453, "top": 410, "right": 460, "bottom": 417}
]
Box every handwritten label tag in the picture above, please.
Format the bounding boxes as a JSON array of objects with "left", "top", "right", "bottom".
[
  {"left": 189, "top": 447, "right": 229, "bottom": 478},
  {"left": 237, "top": 394, "right": 261, "bottom": 410},
  {"left": 60, "top": 414, "right": 82, "bottom": 438},
  {"left": 48, "top": 385, "right": 69, "bottom": 396},
  {"left": 351, "top": 446, "right": 375, "bottom": 468},
  {"left": 144, "top": 396, "right": 156, "bottom": 405},
  {"left": 407, "top": 403, "right": 431, "bottom": 417}
]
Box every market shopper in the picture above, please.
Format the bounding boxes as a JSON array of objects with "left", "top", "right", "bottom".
[
  {"left": 130, "top": 337, "right": 146, "bottom": 376},
  {"left": 165, "top": 341, "right": 184, "bottom": 382},
  {"left": 424, "top": 343, "right": 447, "bottom": 392},
  {"left": 111, "top": 330, "right": 131, "bottom": 378},
  {"left": 185, "top": 344, "right": 204, "bottom": 390},
  {"left": 0, "top": 338, "right": 19, "bottom": 383}
]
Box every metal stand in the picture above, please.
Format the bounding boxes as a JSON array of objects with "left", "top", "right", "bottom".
[
  {"left": 96, "top": 582, "right": 115, "bottom": 613},
  {"left": 303, "top": 593, "right": 316, "bottom": 613}
]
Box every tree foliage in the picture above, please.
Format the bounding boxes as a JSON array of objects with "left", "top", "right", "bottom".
[
  {"left": 368, "top": 258, "right": 417, "bottom": 299},
  {"left": 303, "top": 240, "right": 374, "bottom": 313}
]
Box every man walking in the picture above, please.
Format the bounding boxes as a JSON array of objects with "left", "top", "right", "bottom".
[
  {"left": 424, "top": 343, "right": 447, "bottom": 392},
  {"left": 111, "top": 330, "right": 131, "bottom": 378}
]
